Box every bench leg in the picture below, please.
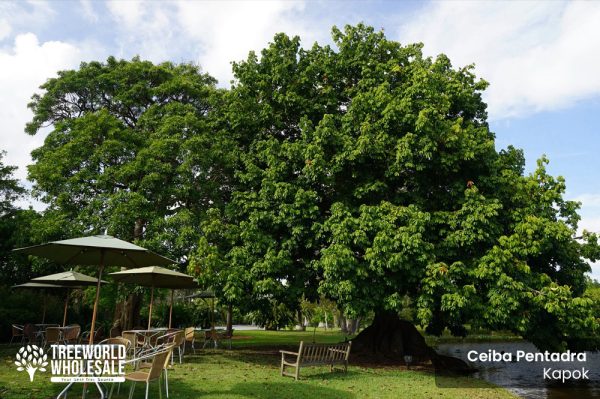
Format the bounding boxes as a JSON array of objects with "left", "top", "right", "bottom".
[{"left": 295, "top": 365, "right": 300, "bottom": 381}]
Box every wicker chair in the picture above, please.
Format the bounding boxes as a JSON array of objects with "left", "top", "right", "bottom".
[
  {"left": 80, "top": 325, "right": 103, "bottom": 343},
  {"left": 126, "top": 349, "right": 171, "bottom": 399},
  {"left": 99, "top": 337, "right": 131, "bottom": 398},
  {"left": 110, "top": 325, "right": 122, "bottom": 338},
  {"left": 184, "top": 327, "right": 197, "bottom": 354},
  {"left": 63, "top": 324, "right": 81, "bottom": 344},
  {"left": 137, "top": 344, "right": 175, "bottom": 398},
  {"left": 216, "top": 329, "right": 234, "bottom": 350},
  {"left": 10, "top": 324, "right": 24, "bottom": 345},
  {"left": 122, "top": 331, "right": 145, "bottom": 357},
  {"left": 23, "top": 323, "right": 39, "bottom": 344},
  {"left": 44, "top": 327, "right": 62, "bottom": 349},
  {"left": 157, "top": 330, "right": 185, "bottom": 364}
]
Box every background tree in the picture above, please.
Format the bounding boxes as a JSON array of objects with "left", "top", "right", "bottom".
[
  {"left": 25, "top": 57, "right": 234, "bottom": 328},
  {"left": 0, "top": 150, "right": 45, "bottom": 284},
  {"left": 192, "top": 24, "right": 599, "bottom": 358}
]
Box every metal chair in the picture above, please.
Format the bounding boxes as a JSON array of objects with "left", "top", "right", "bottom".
[
  {"left": 126, "top": 349, "right": 171, "bottom": 399},
  {"left": 23, "top": 323, "right": 39, "bottom": 344},
  {"left": 10, "top": 324, "right": 24, "bottom": 345},
  {"left": 80, "top": 325, "right": 103, "bottom": 343},
  {"left": 121, "top": 331, "right": 140, "bottom": 356},
  {"left": 44, "top": 327, "right": 62, "bottom": 349},
  {"left": 100, "top": 337, "right": 131, "bottom": 399},
  {"left": 63, "top": 324, "right": 81, "bottom": 344},
  {"left": 110, "top": 326, "right": 122, "bottom": 338},
  {"left": 136, "top": 343, "right": 175, "bottom": 399},
  {"left": 217, "top": 329, "right": 234, "bottom": 350},
  {"left": 157, "top": 330, "right": 185, "bottom": 364},
  {"left": 184, "top": 327, "right": 197, "bottom": 354}
]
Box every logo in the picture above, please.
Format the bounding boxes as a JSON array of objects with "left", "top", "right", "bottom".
[
  {"left": 15, "top": 345, "right": 48, "bottom": 382},
  {"left": 49, "top": 344, "right": 126, "bottom": 383}
]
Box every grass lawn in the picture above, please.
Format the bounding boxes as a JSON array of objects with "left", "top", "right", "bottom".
[{"left": 0, "top": 330, "right": 517, "bottom": 399}]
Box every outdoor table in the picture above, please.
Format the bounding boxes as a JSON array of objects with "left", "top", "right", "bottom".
[
  {"left": 55, "top": 326, "right": 72, "bottom": 341},
  {"left": 125, "top": 328, "right": 168, "bottom": 349},
  {"left": 35, "top": 324, "right": 60, "bottom": 341},
  {"left": 35, "top": 323, "right": 59, "bottom": 328},
  {"left": 197, "top": 328, "right": 226, "bottom": 349}
]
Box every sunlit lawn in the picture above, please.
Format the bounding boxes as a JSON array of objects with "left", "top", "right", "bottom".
[{"left": 0, "top": 330, "right": 517, "bottom": 399}]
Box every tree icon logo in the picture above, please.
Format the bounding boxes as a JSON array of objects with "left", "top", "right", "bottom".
[{"left": 15, "top": 345, "right": 48, "bottom": 382}]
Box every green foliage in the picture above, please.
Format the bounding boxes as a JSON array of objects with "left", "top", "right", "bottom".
[
  {"left": 192, "top": 24, "right": 599, "bottom": 350},
  {"left": 25, "top": 56, "right": 232, "bottom": 262},
  {"left": 17, "top": 25, "right": 600, "bottom": 351},
  {"left": 0, "top": 152, "right": 55, "bottom": 285}
]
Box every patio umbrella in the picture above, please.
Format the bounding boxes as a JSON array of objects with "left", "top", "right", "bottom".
[
  {"left": 13, "top": 235, "right": 175, "bottom": 343},
  {"left": 30, "top": 271, "right": 105, "bottom": 326},
  {"left": 110, "top": 266, "right": 198, "bottom": 329},
  {"left": 13, "top": 282, "right": 63, "bottom": 324}
]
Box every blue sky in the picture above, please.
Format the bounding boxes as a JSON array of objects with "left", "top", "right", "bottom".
[{"left": 1, "top": 1, "right": 599, "bottom": 276}]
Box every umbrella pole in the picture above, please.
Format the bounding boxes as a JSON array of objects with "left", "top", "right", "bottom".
[
  {"left": 89, "top": 250, "right": 105, "bottom": 344},
  {"left": 63, "top": 289, "right": 70, "bottom": 327},
  {"left": 169, "top": 289, "right": 174, "bottom": 329},
  {"left": 42, "top": 291, "right": 47, "bottom": 324},
  {"left": 148, "top": 286, "right": 155, "bottom": 330}
]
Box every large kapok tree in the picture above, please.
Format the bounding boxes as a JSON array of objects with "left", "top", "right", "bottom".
[
  {"left": 25, "top": 57, "right": 236, "bottom": 328},
  {"left": 192, "top": 24, "right": 600, "bottom": 359}
]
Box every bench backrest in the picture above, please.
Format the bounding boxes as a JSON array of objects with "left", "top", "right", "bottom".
[{"left": 298, "top": 341, "right": 351, "bottom": 364}]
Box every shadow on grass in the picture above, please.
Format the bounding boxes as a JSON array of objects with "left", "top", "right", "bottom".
[
  {"left": 300, "top": 370, "right": 362, "bottom": 381},
  {"left": 211, "top": 382, "right": 356, "bottom": 399},
  {"left": 185, "top": 349, "right": 280, "bottom": 368}
]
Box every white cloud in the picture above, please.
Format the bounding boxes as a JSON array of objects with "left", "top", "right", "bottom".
[
  {"left": 176, "top": 0, "right": 310, "bottom": 84},
  {"left": 399, "top": 1, "right": 600, "bottom": 120},
  {"left": 0, "top": 33, "right": 82, "bottom": 182},
  {"left": 0, "top": 1, "right": 56, "bottom": 42},
  {"left": 105, "top": 1, "right": 182, "bottom": 65},
  {"left": 0, "top": 18, "right": 11, "bottom": 40},
  {"left": 574, "top": 194, "right": 600, "bottom": 209},
  {"left": 579, "top": 215, "right": 600, "bottom": 234},
  {"left": 79, "top": 0, "right": 98, "bottom": 23},
  {"left": 106, "top": 0, "right": 145, "bottom": 28},
  {"left": 103, "top": 0, "right": 313, "bottom": 85}
]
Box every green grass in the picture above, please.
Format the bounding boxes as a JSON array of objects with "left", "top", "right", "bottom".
[
  {"left": 0, "top": 330, "right": 518, "bottom": 399},
  {"left": 229, "top": 329, "right": 350, "bottom": 348}
]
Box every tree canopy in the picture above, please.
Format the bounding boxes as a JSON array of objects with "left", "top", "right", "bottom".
[
  {"left": 191, "top": 24, "right": 599, "bottom": 350},
  {"left": 21, "top": 24, "right": 600, "bottom": 351},
  {"left": 25, "top": 56, "right": 235, "bottom": 261}
]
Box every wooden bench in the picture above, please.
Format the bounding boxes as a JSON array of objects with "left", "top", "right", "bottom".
[{"left": 280, "top": 341, "right": 352, "bottom": 380}]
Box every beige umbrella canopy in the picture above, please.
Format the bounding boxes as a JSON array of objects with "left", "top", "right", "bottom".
[
  {"left": 13, "top": 235, "right": 175, "bottom": 343},
  {"left": 13, "top": 282, "right": 64, "bottom": 324},
  {"left": 30, "top": 271, "right": 105, "bottom": 326},
  {"left": 110, "top": 266, "right": 198, "bottom": 329}
]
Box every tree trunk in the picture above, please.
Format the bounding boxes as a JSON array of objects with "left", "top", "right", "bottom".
[
  {"left": 351, "top": 311, "right": 473, "bottom": 373},
  {"left": 114, "top": 219, "right": 145, "bottom": 330},
  {"left": 346, "top": 318, "right": 360, "bottom": 334},
  {"left": 297, "top": 309, "right": 306, "bottom": 331},
  {"left": 226, "top": 304, "right": 233, "bottom": 334},
  {"left": 339, "top": 313, "right": 348, "bottom": 334},
  {"left": 114, "top": 293, "right": 141, "bottom": 330},
  {"left": 133, "top": 218, "right": 145, "bottom": 240}
]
